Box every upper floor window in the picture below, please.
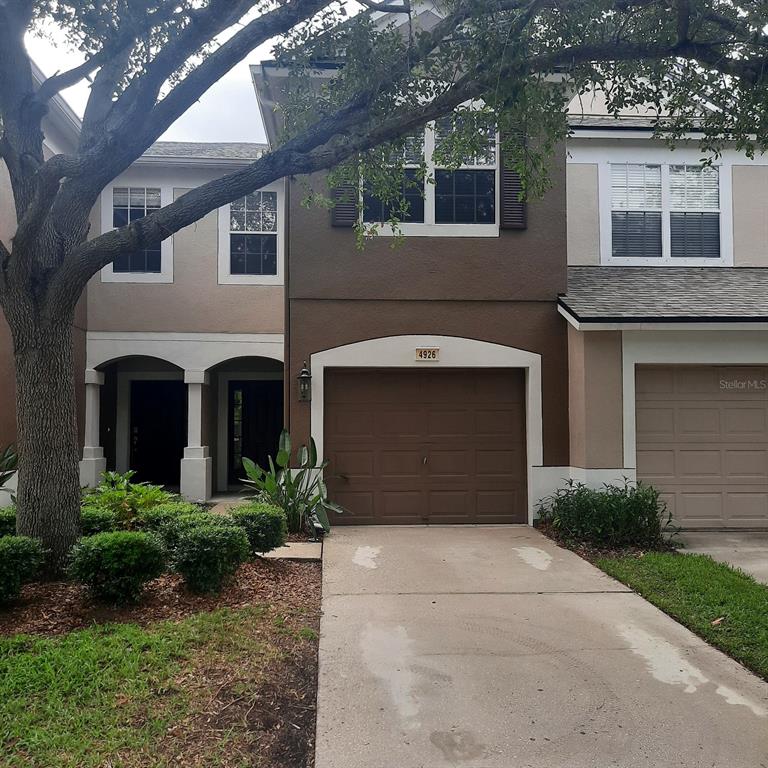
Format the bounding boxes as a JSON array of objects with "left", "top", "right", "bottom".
[
  {"left": 610, "top": 162, "right": 720, "bottom": 263},
  {"left": 111, "top": 188, "right": 162, "bottom": 273},
  {"left": 229, "top": 192, "right": 278, "bottom": 276},
  {"left": 218, "top": 183, "right": 283, "bottom": 285},
  {"left": 100, "top": 184, "right": 173, "bottom": 283},
  {"left": 362, "top": 115, "right": 499, "bottom": 237}
]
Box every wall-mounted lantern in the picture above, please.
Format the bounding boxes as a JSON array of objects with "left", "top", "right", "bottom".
[{"left": 297, "top": 361, "right": 312, "bottom": 402}]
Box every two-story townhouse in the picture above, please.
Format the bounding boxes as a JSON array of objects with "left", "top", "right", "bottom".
[
  {"left": 5, "top": 60, "right": 768, "bottom": 532},
  {"left": 562, "top": 98, "right": 768, "bottom": 529}
]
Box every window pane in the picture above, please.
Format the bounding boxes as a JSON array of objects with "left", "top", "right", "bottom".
[
  {"left": 434, "top": 169, "right": 495, "bottom": 224},
  {"left": 230, "top": 210, "right": 246, "bottom": 231},
  {"left": 129, "top": 188, "right": 146, "bottom": 207},
  {"left": 611, "top": 211, "right": 662, "bottom": 258},
  {"left": 670, "top": 212, "right": 720, "bottom": 258},
  {"left": 363, "top": 169, "right": 425, "bottom": 223},
  {"left": 611, "top": 164, "right": 661, "bottom": 210},
  {"left": 113, "top": 253, "right": 130, "bottom": 272},
  {"left": 113, "top": 188, "right": 129, "bottom": 207},
  {"left": 245, "top": 209, "right": 261, "bottom": 231},
  {"left": 145, "top": 249, "right": 162, "bottom": 273},
  {"left": 112, "top": 207, "right": 129, "bottom": 228},
  {"left": 145, "top": 189, "right": 161, "bottom": 208},
  {"left": 670, "top": 165, "right": 719, "bottom": 211}
]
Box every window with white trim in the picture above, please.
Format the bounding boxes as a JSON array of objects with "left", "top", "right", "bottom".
[
  {"left": 362, "top": 116, "right": 498, "bottom": 233},
  {"left": 229, "top": 191, "right": 278, "bottom": 276},
  {"left": 101, "top": 184, "right": 173, "bottom": 283},
  {"left": 610, "top": 162, "right": 720, "bottom": 262},
  {"left": 112, "top": 187, "right": 162, "bottom": 273},
  {"left": 217, "top": 183, "right": 283, "bottom": 285}
]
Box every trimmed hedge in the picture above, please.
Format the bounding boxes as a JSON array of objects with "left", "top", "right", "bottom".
[
  {"left": 0, "top": 506, "right": 15, "bottom": 538},
  {"left": 135, "top": 502, "right": 203, "bottom": 532},
  {"left": 0, "top": 536, "right": 44, "bottom": 604},
  {"left": 80, "top": 507, "right": 118, "bottom": 536},
  {"left": 230, "top": 503, "right": 287, "bottom": 555},
  {"left": 68, "top": 531, "right": 166, "bottom": 604},
  {"left": 159, "top": 512, "right": 234, "bottom": 552},
  {"left": 537, "top": 480, "right": 673, "bottom": 549},
  {"left": 173, "top": 524, "right": 249, "bottom": 594}
]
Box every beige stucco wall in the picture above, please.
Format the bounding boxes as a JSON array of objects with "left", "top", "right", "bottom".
[
  {"left": 733, "top": 165, "right": 768, "bottom": 267},
  {"left": 87, "top": 187, "right": 284, "bottom": 333},
  {"left": 566, "top": 164, "right": 600, "bottom": 266},
  {"left": 568, "top": 326, "right": 623, "bottom": 469}
]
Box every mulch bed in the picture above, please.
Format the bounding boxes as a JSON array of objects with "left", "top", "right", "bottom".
[
  {"left": 537, "top": 521, "right": 677, "bottom": 564},
  {"left": 0, "top": 559, "right": 320, "bottom": 638},
  {"left": 0, "top": 560, "right": 322, "bottom": 768}
]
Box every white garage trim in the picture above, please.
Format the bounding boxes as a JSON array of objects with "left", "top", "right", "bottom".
[
  {"left": 622, "top": 329, "right": 768, "bottom": 469},
  {"left": 309, "top": 335, "right": 543, "bottom": 524},
  {"left": 87, "top": 331, "right": 284, "bottom": 372}
]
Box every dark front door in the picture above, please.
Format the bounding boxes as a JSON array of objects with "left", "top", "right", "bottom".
[
  {"left": 130, "top": 380, "right": 187, "bottom": 486},
  {"left": 228, "top": 380, "right": 284, "bottom": 485}
]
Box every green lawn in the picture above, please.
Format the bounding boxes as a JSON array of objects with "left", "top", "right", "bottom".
[
  {"left": 0, "top": 605, "right": 314, "bottom": 767},
  {"left": 597, "top": 552, "right": 768, "bottom": 681}
]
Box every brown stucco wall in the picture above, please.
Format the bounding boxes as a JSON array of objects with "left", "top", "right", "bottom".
[
  {"left": 87, "top": 188, "right": 284, "bottom": 333},
  {"left": 288, "top": 300, "right": 569, "bottom": 465},
  {"left": 568, "top": 326, "right": 623, "bottom": 469}
]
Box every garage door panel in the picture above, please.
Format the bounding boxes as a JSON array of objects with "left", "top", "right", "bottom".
[
  {"left": 427, "top": 449, "right": 471, "bottom": 477},
  {"left": 636, "top": 365, "right": 768, "bottom": 528},
  {"left": 725, "top": 491, "right": 768, "bottom": 523},
  {"left": 380, "top": 450, "right": 423, "bottom": 477},
  {"left": 724, "top": 407, "right": 768, "bottom": 435},
  {"left": 427, "top": 409, "right": 474, "bottom": 438},
  {"left": 325, "top": 368, "right": 526, "bottom": 524}
]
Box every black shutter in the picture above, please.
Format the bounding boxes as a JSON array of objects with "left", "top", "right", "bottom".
[
  {"left": 331, "top": 183, "right": 358, "bottom": 227},
  {"left": 499, "top": 132, "right": 527, "bottom": 230}
]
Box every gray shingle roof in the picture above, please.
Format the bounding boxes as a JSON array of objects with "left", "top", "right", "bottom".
[
  {"left": 144, "top": 141, "right": 267, "bottom": 161},
  {"left": 561, "top": 266, "right": 768, "bottom": 322}
]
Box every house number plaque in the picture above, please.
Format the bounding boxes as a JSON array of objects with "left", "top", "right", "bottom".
[{"left": 415, "top": 347, "right": 440, "bottom": 361}]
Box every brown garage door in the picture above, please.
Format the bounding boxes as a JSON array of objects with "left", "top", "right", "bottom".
[
  {"left": 324, "top": 368, "right": 527, "bottom": 524},
  {"left": 636, "top": 365, "right": 768, "bottom": 528}
]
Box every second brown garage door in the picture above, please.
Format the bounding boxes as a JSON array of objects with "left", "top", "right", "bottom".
[
  {"left": 636, "top": 365, "right": 768, "bottom": 528},
  {"left": 324, "top": 368, "right": 527, "bottom": 524}
]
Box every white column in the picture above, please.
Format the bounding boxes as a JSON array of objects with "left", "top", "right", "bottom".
[
  {"left": 180, "top": 370, "right": 213, "bottom": 501},
  {"left": 79, "top": 369, "right": 107, "bottom": 487}
]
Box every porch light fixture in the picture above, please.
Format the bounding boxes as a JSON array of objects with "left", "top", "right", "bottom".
[{"left": 297, "top": 361, "right": 312, "bottom": 402}]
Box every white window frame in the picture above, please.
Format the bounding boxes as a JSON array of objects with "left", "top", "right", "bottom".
[
  {"left": 593, "top": 147, "right": 733, "bottom": 266},
  {"left": 363, "top": 122, "right": 500, "bottom": 238},
  {"left": 100, "top": 183, "right": 174, "bottom": 283},
  {"left": 217, "top": 182, "right": 284, "bottom": 285}
]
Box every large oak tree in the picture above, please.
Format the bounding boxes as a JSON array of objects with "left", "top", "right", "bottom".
[{"left": 1, "top": 0, "right": 767, "bottom": 566}]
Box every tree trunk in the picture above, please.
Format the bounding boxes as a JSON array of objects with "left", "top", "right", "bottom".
[{"left": 13, "top": 312, "right": 81, "bottom": 571}]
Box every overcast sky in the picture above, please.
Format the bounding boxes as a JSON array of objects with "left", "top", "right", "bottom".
[{"left": 25, "top": 30, "right": 271, "bottom": 144}]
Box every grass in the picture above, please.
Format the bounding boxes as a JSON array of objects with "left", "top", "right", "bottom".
[
  {"left": 597, "top": 552, "right": 768, "bottom": 681},
  {"left": 0, "top": 605, "right": 315, "bottom": 767}
]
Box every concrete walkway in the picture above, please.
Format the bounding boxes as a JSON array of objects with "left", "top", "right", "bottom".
[
  {"left": 316, "top": 526, "right": 768, "bottom": 768},
  {"left": 680, "top": 531, "right": 768, "bottom": 585}
]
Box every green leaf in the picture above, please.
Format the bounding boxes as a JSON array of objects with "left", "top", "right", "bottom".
[
  {"left": 276, "top": 450, "right": 290, "bottom": 467},
  {"left": 278, "top": 430, "right": 291, "bottom": 457},
  {"left": 308, "top": 438, "right": 318, "bottom": 467}
]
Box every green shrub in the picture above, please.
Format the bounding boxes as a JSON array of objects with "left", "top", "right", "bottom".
[
  {"left": 537, "top": 480, "right": 674, "bottom": 549},
  {"left": 159, "top": 512, "right": 233, "bottom": 552},
  {"left": 173, "top": 524, "right": 249, "bottom": 594},
  {"left": 0, "top": 536, "right": 44, "bottom": 604},
  {"left": 231, "top": 503, "right": 287, "bottom": 555},
  {"left": 68, "top": 532, "right": 166, "bottom": 604},
  {"left": 80, "top": 507, "right": 118, "bottom": 536},
  {"left": 81, "top": 471, "right": 175, "bottom": 527},
  {"left": 0, "top": 506, "right": 16, "bottom": 537},
  {"left": 135, "top": 502, "right": 203, "bottom": 532}
]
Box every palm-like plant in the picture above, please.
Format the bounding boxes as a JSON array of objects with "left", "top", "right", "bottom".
[{"left": 241, "top": 431, "right": 343, "bottom": 535}]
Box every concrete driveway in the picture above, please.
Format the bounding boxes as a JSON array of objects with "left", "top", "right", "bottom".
[
  {"left": 680, "top": 531, "right": 768, "bottom": 585},
  {"left": 316, "top": 526, "right": 768, "bottom": 768}
]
